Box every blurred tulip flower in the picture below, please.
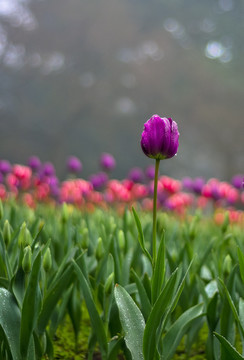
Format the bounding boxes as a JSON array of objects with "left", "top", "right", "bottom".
[
  {"left": 100, "top": 153, "right": 116, "bottom": 171},
  {"left": 67, "top": 156, "right": 82, "bottom": 174},
  {"left": 28, "top": 156, "right": 41, "bottom": 172}
]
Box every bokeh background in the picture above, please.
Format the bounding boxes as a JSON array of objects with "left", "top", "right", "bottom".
[{"left": 0, "top": 0, "right": 243, "bottom": 180}]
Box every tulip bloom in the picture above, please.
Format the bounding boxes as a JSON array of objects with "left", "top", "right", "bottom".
[
  {"left": 140, "top": 114, "right": 179, "bottom": 268},
  {"left": 128, "top": 167, "right": 144, "bottom": 183},
  {"left": 141, "top": 115, "right": 179, "bottom": 160},
  {"left": 28, "top": 156, "right": 41, "bottom": 172},
  {"left": 67, "top": 156, "right": 82, "bottom": 174},
  {"left": 100, "top": 153, "right": 116, "bottom": 171}
]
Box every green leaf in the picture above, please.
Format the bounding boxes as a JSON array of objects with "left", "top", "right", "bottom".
[
  {"left": 160, "top": 258, "right": 194, "bottom": 336},
  {"left": 68, "top": 285, "right": 82, "bottom": 346},
  {"left": 11, "top": 267, "right": 26, "bottom": 307},
  {"left": 111, "top": 236, "right": 121, "bottom": 284},
  {"left": 219, "top": 265, "right": 237, "bottom": 346},
  {"left": 20, "top": 251, "right": 42, "bottom": 358},
  {"left": 121, "top": 249, "right": 133, "bottom": 286},
  {"left": 114, "top": 284, "right": 145, "bottom": 360},
  {"left": 132, "top": 207, "right": 152, "bottom": 265},
  {"left": 48, "top": 247, "right": 77, "bottom": 291},
  {"left": 108, "top": 336, "right": 123, "bottom": 360},
  {"left": 151, "top": 233, "right": 165, "bottom": 304},
  {"left": 238, "top": 247, "right": 244, "bottom": 284},
  {"left": 0, "top": 288, "right": 21, "bottom": 360},
  {"left": 73, "top": 260, "right": 108, "bottom": 358},
  {"left": 239, "top": 298, "right": 244, "bottom": 332},
  {"left": 161, "top": 303, "right": 204, "bottom": 360},
  {"left": 0, "top": 276, "right": 9, "bottom": 289},
  {"left": 30, "top": 221, "right": 45, "bottom": 251},
  {"left": 37, "top": 262, "right": 74, "bottom": 335},
  {"left": 214, "top": 332, "right": 244, "bottom": 360},
  {"left": 218, "top": 277, "right": 244, "bottom": 338},
  {"left": 131, "top": 269, "right": 151, "bottom": 321},
  {"left": 143, "top": 268, "right": 179, "bottom": 360},
  {"left": 207, "top": 292, "right": 219, "bottom": 331}
]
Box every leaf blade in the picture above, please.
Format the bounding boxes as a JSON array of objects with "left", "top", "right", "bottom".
[{"left": 114, "top": 283, "right": 145, "bottom": 360}]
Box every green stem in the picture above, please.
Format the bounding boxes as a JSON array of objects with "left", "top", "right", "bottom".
[{"left": 152, "top": 158, "right": 160, "bottom": 269}]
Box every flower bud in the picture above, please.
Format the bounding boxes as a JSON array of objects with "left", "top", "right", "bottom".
[
  {"left": 80, "top": 227, "right": 89, "bottom": 248},
  {"left": 61, "top": 202, "right": 69, "bottom": 223},
  {"left": 18, "top": 222, "right": 32, "bottom": 247},
  {"left": 105, "top": 272, "right": 114, "bottom": 295},
  {"left": 141, "top": 115, "right": 179, "bottom": 160},
  {"left": 223, "top": 254, "right": 232, "bottom": 276},
  {"left": 43, "top": 247, "right": 52, "bottom": 272},
  {"left": 18, "top": 222, "right": 26, "bottom": 247},
  {"left": 118, "top": 230, "right": 125, "bottom": 251},
  {"left": 22, "top": 246, "right": 32, "bottom": 273},
  {"left": 95, "top": 237, "right": 104, "bottom": 260},
  {"left": 3, "top": 220, "right": 11, "bottom": 247}
]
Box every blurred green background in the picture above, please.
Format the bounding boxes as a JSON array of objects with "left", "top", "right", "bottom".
[{"left": 0, "top": 0, "right": 243, "bottom": 180}]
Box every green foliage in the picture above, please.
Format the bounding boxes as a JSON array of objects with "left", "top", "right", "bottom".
[{"left": 0, "top": 201, "right": 244, "bottom": 359}]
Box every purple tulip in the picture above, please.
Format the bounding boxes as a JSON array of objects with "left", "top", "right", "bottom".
[
  {"left": 182, "top": 177, "right": 193, "bottom": 191},
  {"left": 47, "top": 176, "right": 60, "bottom": 197},
  {"left": 145, "top": 165, "right": 155, "bottom": 180},
  {"left": 89, "top": 172, "right": 108, "bottom": 190},
  {"left": 0, "top": 160, "right": 11, "bottom": 175},
  {"left": 28, "top": 156, "right": 41, "bottom": 171},
  {"left": 67, "top": 156, "right": 82, "bottom": 174},
  {"left": 231, "top": 175, "right": 244, "bottom": 190},
  {"left": 100, "top": 153, "right": 116, "bottom": 171},
  {"left": 141, "top": 115, "right": 179, "bottom": 160},
  {"left": 128, "top": 167, "right": 144, "bottom": 183},
  {"left": 192, "top": 177, "right": 205, "bottom": 194},
  {"left": 41, "top": 162, "right": 55, "bottom": 177}
]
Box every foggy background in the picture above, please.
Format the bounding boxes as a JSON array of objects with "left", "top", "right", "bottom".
[{"left": 0, "top": 0, "right": 243, "bottom": 181}]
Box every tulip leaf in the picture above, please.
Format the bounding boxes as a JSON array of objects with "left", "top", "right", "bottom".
[
  {"left": 239, "top": 298, "right": 244, "bottom": 333},
  {"left": 143, "top": 268, "right": 179, "bottom": 360},
  {"left": 67, "top": 285, "right": 82, "bottom": 346},
  {"left": 161, "top": 303, "right": 204, "bottom": 360},
  {"left": 237, "top": 247, "right": 244, "bottom": 284},
  {"left": 207, "top": 292, "right": 219, "bottom": 331},
  {"left": 214, "top": 332, "right": 244, "bottom": 359},
  {"left": 0, "top": 287, "right": 21, "bottom": 360},
  {"left": 162, "top": 258, "right": 194, "bottom": 329},
  {"left": 108, "top": 336, "right": 123, "bottom": 360},
  {"left": 31, "top": 221, "right": 45, "bottom": 251},
  {"left": 218, "top": 277, "right": 244, "bottom": 338},
  {"left": 131, "top": 268, "right": 151, "bottom": 320},
  {"left": 73, "top": 260, "right": 108, "bottom": 358},
  {"left": 151, "top": 232, "right": 165, "bottom": 304},
  {"left": 114, "top": 283, "right": 145, "bottom": 360},
  {"left": 121, "top": 249, "right": 133, "bottom": 286},
  {"left": 11, "top": 267, "right": 26, "bottom": 307},
  {"left": 132, "top": 206, "right": 152, "bottom": 265},
  {"left": 37, "top": 262, "right": 75, "bottom": 335},
  {"left": 219, "top": 266, "right": 237, "bottom": 350},
  {"left": 20, "top": 251, "right": 42, "bottom": 358}
]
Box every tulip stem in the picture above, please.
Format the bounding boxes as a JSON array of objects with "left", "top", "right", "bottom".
[{"left": 152, "top": 158, "right": 160, "bottom": 269}]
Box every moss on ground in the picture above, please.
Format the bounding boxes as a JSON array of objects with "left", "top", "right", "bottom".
[
  {"left": 44, "top": 303, "right": 242, "bottom": 360},
  {"left": 45, "top": 309, "right": 209, "bottom": 360}
]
